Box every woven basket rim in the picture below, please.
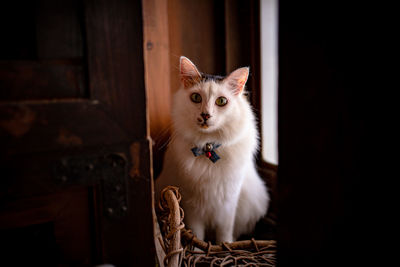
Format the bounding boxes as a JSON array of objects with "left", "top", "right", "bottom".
[{"left": 156, "top": 186, "right": 276, "bottom": 267}]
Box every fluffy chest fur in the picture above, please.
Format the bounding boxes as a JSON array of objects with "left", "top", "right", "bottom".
[{"left": 171, "top": 133, "right": 251, "bottom": 195}]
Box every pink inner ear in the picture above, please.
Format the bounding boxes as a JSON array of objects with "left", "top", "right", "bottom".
[
  {"left": 226, "top": 67, "right": 249, "bottom": 95},
  {"left": 180, "top": 57, "right": 201, "bottom": 88},
  {"left": 237, "top": 77, "right": 247, "bottom": 92},
  {"left": 181, "top": 75, "right": 196, "bottom": 88}
]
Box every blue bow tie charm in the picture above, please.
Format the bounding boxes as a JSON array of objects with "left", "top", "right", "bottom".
[{"left": 191, "top": 143, "right": 221, "bottom": 163}]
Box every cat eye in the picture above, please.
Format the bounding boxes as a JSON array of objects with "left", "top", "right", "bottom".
[
  {"left": 190, "top": 93, "right": 202, "bottom": 103},
  {"left": 215, "top": 96, "right": 228, "bottom": 106}
]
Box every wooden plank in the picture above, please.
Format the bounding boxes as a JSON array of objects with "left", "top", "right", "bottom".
[
  {"left": 0, "top": 143, "right": 128, "bottom": 199},
  {"left": 168, "top": 0, "right": 226, "bottom": 93},
  {"left": 35, "top": 0, "right": 84, "bottom": 59},
  {"left": 0, "top": 138, "right": 155, "bottom": 265},
  {"left": 0, "top": 100, "right": 129, "bottom": 155},
  {"left": 0, "top": 0, "right": 86, "bottom": 101},
  {"left": 142, "top": 0, "right": 172, "bottom": 177},
  {"left": 0, "top": 60, "right": 86, "bottom": 100},
  {"left": 85, "top": 0, "right": 147, "bottom": 139},
  {"left": 96, "top": 139, "right": 155, "bottom": 266}
]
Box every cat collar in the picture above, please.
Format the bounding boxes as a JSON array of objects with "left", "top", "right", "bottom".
[{"left": 191, "top": 143, "right": 221, "bottom": 163}]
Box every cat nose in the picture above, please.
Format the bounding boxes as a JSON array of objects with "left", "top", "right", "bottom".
[{"left": 201, "top": 113, "right": 211, "bottom": 121}]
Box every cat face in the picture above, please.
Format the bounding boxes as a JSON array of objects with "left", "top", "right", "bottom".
[
  {"left": 174, "top": 56, "right": 250, "bottom": 135},
  {"left": 185, "top": 80, "right": 235, "bottom": 132}
]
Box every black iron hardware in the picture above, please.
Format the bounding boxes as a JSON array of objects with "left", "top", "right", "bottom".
[{"left": 54, "top": 153, "right": 128, "bottom": 219}]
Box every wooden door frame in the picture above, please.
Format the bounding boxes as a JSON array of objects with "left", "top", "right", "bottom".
[{"left": 0, "top": 0, "right": 155, "bottom": 265}]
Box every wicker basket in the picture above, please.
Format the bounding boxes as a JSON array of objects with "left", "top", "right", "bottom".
[{"left": 155, "top": 186, "right": 276, "bottom": 267}]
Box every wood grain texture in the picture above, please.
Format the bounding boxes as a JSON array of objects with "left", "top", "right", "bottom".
[
  {"left": 0, "top": 0, "right": 86, "bottom": 101},
  {"left": 85, "top": 0, "right": 147, "bottom": 139},
  {"left": 98, "top": 139, "right": 155, "bottom": 267},
  {"left": 0, "top": 60, "right": 86, "bottom": 101},
  {"left": 35, "top": 0, "right": 84, "bottom": 59},
  {"left": 0, "top": 1, "right": 155, "bottom": 266},
  {"left": 168, "top": 0, "right": 226, "bottom": 94},
  {"left": 0, "top": 100, "right": 129, "bottom": 155},
  {"left": 143, "top": 0, "right": 171, "bottom": 140},
  {"left": 142, "top": 0, "right": 172, "bottom": 177}
]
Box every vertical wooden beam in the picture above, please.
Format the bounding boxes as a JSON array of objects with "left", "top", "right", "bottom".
[
  {"left": 167, "top": 0, "right": 182, "bottom": 94},
  {"left": 142, "top": 0, "right": 172, "bottom": 178},
  {"left": 142, "top": 2, "right": 171, "bottom": 264},
  {"left": 85, "top": 0, "right": 147, "bottom": 139},
  {"left": 142, "top": 0, "right": 172, "bottom": 142}
]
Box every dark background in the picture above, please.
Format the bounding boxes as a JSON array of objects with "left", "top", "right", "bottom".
[{"left": 278, "top": 1, "right": 392, "bottom": 266}]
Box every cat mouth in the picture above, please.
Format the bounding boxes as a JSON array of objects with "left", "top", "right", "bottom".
[
  {"left": 197, "top": 121, "right": 212, "bottom": 129},
  {"left": 197, "top": 118, "right": 211, "bottom": 129},
  {"left": 200, "top": 123, "right": 209, "bottom": 129}
]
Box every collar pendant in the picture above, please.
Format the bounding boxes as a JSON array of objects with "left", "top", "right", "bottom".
[{"left": 191, "top": 142, "right": 221, "bottom": 163}]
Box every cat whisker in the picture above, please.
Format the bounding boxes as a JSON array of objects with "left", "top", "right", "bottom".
[
  {"left": 158, "top": 136, "right": 171, "bottom": 151},
  {"left": 152, "top": 123, "right": 175, "bottom": 151},
  {"left": 153, "top": 124, "right": 173, "bottom": 142},
  {"left": 164, "top": 131, "right": 178, "bottom": 150}
]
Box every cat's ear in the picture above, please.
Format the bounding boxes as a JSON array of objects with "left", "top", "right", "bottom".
[
  {"left": 180, "top": 56, "right": 202, "bottom": 89},
  {"left": 223, "top": 67, "right": 249, "bottom": 95}
]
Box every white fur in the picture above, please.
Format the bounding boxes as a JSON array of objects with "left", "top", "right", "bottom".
[{"left": 156, "top": 63, "right": 269, "bottom": 243}]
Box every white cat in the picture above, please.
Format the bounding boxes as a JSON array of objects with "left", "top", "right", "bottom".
[{"left": 156, "top": 56, "right": 269, "bottom": 243}]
